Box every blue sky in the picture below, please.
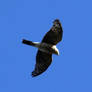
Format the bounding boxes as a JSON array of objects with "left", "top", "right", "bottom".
[{"left": 0, "top": 0, "right": 92, "bottom": 92}]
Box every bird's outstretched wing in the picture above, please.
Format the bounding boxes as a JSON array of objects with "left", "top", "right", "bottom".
[
  {"left": 42, "top": 20, "right": 63, "bottom": 45},
  {"left": 32, "top": 50, "right": 52, "bottom": 77}
]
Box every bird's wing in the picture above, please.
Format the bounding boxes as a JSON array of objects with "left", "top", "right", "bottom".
[
  {"left": 32, "top": 50, "right": 52, "bottom": 77},
  {"left": 41, "top": 26, "right": 63, "bottom": 45}
]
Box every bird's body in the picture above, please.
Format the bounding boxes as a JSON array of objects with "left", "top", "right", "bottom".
[
  {"left": 22, "top": 19, "right": 63, "bottom": 77},
  {"left": 23, "top": 40, "right": 59, "bottom": 55}
]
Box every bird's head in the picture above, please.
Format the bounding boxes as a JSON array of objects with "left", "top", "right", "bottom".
[{"left": 52, "top": 45, "right": 59, "bottom": 55}]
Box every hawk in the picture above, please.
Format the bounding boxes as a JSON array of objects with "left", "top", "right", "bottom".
[{"left": 22, "top": 19, "right": 63, "bottom": 77}]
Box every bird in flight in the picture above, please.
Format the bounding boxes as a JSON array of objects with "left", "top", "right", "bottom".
[{"left": 22, "top": 19, "right": 63, "bottom": 77}]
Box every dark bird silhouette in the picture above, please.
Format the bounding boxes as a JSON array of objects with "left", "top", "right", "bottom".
[{"left": 22, "top": 19, "right": 63, "bottom": 77}]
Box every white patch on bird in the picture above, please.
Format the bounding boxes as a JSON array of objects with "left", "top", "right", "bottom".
[
  {"left": 52, "top": 45, "right": 59, "bottom": 55},
  {"left": 32, "top": 42, "right": 40, "bottom": 47}
]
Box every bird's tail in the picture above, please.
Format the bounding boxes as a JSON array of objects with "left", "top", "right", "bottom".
[{"left": 22, "top": 39, "right": 40, "bottom": 47}]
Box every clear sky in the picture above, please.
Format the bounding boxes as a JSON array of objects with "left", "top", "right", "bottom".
[{"left": 0, "top": 0, "right": 92, "bottom": 92}]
